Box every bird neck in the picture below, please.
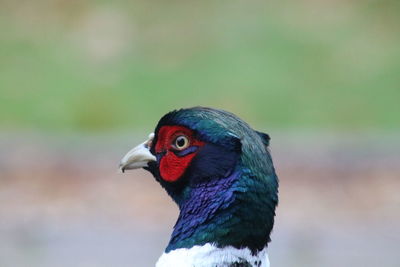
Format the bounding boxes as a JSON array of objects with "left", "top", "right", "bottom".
[{"left": 165, "top": 167, "right": 276, "bottom": 255}]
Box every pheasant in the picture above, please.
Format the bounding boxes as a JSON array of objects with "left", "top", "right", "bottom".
[{"left": 119, "top": 107, "right": 279, "bottom": 267}]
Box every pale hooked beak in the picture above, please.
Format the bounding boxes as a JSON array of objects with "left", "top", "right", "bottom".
[{"left": 119, "top": 133, "right": 156, "bottom": 173}]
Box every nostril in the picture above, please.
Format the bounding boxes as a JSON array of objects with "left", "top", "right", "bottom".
[{"left": 146, "top": 140, "right": 152, "bottom": 149}]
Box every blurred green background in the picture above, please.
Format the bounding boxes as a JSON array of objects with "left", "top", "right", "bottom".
[
  {"left": 1, "top": 0, "right": 399, "bottom": 132},
  {"left": 1, "top": 1, "right": 400, "bottom": 267}
]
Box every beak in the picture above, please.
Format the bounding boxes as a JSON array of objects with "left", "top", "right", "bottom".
[{"left": 119, "top": 133, "right": 156, "bottom": 173}]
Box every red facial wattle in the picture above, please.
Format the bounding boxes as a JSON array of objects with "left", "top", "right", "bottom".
[{"left": 155, "top": 126, "right": 205, "bottom": 182}]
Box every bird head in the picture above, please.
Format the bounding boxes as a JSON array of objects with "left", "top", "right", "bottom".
[{"left": 120, "top": 107, "right": 278, "bottom": 254}]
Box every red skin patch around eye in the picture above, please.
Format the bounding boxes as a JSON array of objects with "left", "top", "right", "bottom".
[{"left": 155, "top": 126, "right": 205, "bottom": 182}]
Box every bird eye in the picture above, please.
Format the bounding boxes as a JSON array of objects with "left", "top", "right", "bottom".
[{"left": 173, "top": 135, "right": 190, "bottom": 150}]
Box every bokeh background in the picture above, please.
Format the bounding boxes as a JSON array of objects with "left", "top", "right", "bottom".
[{"left": 1, "top": 0, "right": 399, "bottom": 266}]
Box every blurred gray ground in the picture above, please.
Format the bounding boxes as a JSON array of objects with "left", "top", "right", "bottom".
[{"left": 0, "top": 132, "right": 399, "bottom": 267}]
